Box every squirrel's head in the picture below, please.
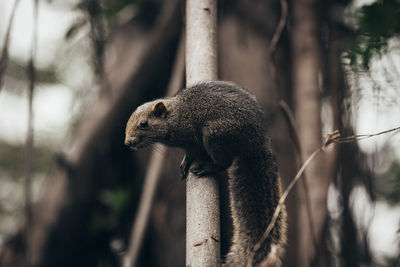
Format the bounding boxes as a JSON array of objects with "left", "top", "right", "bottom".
[{"left": 125, "top": 100, "right": 170, "bottom": 150}]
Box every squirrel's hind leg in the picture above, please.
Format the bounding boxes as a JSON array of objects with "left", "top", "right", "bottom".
[
  {"left": 201, "top": 131, "right": 234, "bottom": 172},
  {"left": 182, "top": 128, "right": 235, "bottom": 178}
]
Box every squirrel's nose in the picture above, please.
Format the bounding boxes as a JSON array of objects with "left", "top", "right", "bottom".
[{"left": 125, "top": 137, "right": 138, "bottom": 148}]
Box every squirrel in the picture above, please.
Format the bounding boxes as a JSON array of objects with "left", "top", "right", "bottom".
[{"left": 125, "top": 81, "right": 286, "bottom": 266}]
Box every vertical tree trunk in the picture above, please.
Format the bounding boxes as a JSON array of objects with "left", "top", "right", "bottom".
[
  {"left": 291, "top": 0, "right": 332, "bottom": 266},
  {"left": 185, "top": 0, "right": 221, "bottom": 266}
]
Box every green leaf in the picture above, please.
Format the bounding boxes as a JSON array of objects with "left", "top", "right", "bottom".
[{"left": 344, "top": 0, "right": 400, "bottom": 70}]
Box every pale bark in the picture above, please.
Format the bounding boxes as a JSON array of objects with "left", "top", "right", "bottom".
[
  {"left": 185, "top": 0, "right": 221, "bottom": 266},
  {"left": 291, "top": 0, "right": 333, "bottom": 266}
]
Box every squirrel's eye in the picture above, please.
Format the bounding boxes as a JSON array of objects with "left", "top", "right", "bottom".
[{"left": 139, "top": 120, "right": 148, "bottom": 129}]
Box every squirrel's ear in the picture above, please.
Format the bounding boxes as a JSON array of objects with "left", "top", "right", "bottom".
[{"left": 152, "top": 102, "right": 167, "bottom": 117}]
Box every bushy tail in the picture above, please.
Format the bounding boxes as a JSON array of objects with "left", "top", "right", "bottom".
[{"left": 223, "top": 149, "right": 286, "bottom": 266}]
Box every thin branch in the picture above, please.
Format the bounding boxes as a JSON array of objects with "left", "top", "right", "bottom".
[
  {"left": 331, "top": 126, "right": 400, "bottom": 144},
  {"left": 0, "top": 0, "right": 21, "bottom": 91},
  {"left": 83, "top": 0, "right": 108, "bottom": 96},
  {"left": 268, "top": 0, "right": 288, "bottom": 55},
  {"left": 123, "top": 33, "right": 185, "bottom": 267},
  {"left": 267, "top": 0, "right": 288, "bottom": 92},
  {"left": 247, "top": 126, "right": 400, "bottom": 267},
  {"left": 278, "top": 100, "right": 320, "bottom": 262},
  {"left": 279, "top": 100, "right": 300, "bottom": 153},
  {"left": 24, "top": 1, "right": 39, "bottom": 266}
]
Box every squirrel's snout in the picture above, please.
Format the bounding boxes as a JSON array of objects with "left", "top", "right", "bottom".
[{"left": 125, "top": 136, "right": 138, "bottom": 148}]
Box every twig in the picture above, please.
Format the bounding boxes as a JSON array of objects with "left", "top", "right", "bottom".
[
  {"left": 268, "top": 0, "right": 288, "bottom": 55},
  {"left": 0, "top": 0, "right": 21, "bottom": 91},
  {"left": 278, "top": 100, "right": 321, "bottom": 262},
  {"left": 267, "top": 0, "right": 288, "bottom": 91},
  {"left": 247, "top": 126, "right": 400, "bottom": 266},
  {"left": 83, "top": 0, "right": 108, "bottom": 96},
  {"left": 278, "top": 101, "right": 300, "bottom": 153},
  {"left": 123, "top": 31, "right": 185, "bottom": 267},
  {"left": 24, "top": 1, "right": 39, "bottom": 266},
  {"left": 331, "top": 126, "right": 400, "bottom": 144}
]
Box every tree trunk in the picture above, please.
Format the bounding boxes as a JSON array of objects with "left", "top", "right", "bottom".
[
  {"left": 291, "top": 0, "right": 333, "bottom": 266},
  {"left": 185, "top": 0, "right": 221, "bottom": 266}
]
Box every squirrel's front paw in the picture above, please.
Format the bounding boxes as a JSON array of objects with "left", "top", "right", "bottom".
[{"left": 189, "top": 161, "right": 221, "bottom": 177}]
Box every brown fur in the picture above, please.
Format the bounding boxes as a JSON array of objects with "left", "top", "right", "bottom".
[{"left": 125, "top": 81, "right": 287, "bottom": 266}]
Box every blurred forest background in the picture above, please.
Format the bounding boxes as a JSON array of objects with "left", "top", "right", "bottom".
[{"left": 0, "top": 0, "right": 399, "bottom": 266}]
